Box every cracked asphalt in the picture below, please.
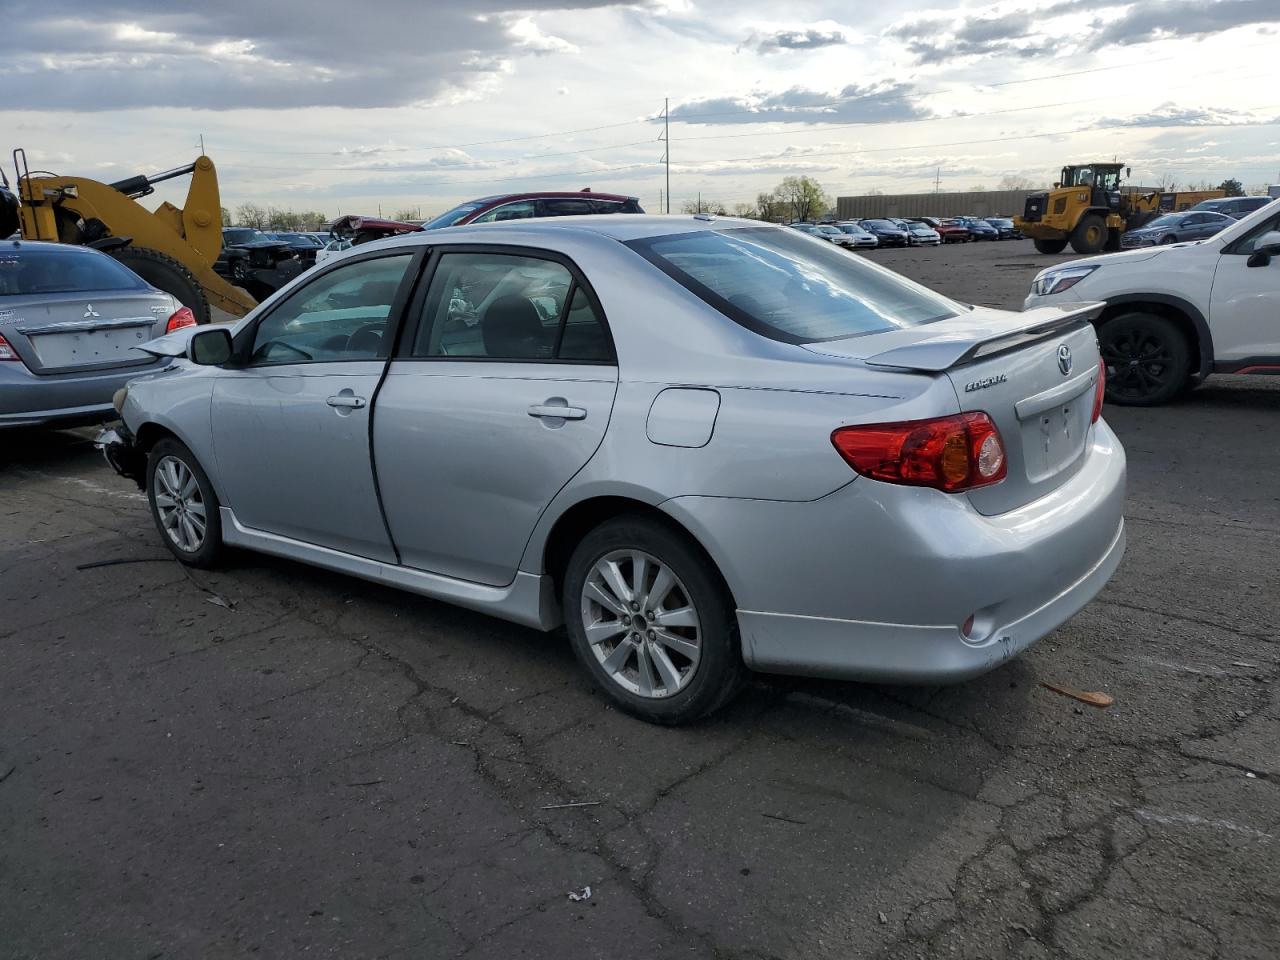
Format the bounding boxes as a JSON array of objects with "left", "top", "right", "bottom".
[{"left": 2, "top": 240, "right": 1277, "bottom": 959}]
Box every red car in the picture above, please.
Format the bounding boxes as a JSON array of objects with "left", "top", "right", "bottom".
[
  {"left": 913, "top": 217, "right": 970, "bottom": 243},
  {"left": 423, "top": 190, "right": 644, "bottom": 229}
]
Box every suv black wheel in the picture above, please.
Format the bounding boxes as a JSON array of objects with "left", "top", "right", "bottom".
[
  {"left": 563, "top": 516, "right": 746, "bottom": 725},
  {"left": 1033, "top": 237, "right": 1069, "bottom": 254},
  {"left": 1099, "top": 313, "right": 1190, "bottom": 406}
]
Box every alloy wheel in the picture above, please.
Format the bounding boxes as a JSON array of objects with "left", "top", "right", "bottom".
[
  {"left": 580, "top": 549, "right": 702, "bottom": 699},
  {"left": 1102, "top": 329, "right": 1174, "bottom": 401},
  {"left": 153, "top": 455, "right": 206, "bottom": 552}
]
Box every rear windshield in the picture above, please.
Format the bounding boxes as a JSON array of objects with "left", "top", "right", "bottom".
[
  {"left": 625, "top": 227, "right": 959, "bottom": 344},
  {"left": 0, "top": 247, "right": 145, "bottom": 297}
]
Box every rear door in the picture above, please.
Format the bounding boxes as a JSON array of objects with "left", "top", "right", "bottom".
[
  {"left": 210, "top": 251, "right": 418, "bottom": 561},
  {"left": 374, "top": 246, "right": 618, "bottom": 586}
]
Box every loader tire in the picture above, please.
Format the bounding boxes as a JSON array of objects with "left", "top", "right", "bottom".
[
  {"left": 1070, "top": 214, "right": 1107, "bottom": 254},
  {"left": 1033, "top": 237, "right": 1069, "bottom": 254},
  {"left": 110, "top": 247, "right": 211, "bottom": 325}
]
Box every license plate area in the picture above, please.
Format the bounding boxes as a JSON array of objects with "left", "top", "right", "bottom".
[
  {"left": 30, "top": 325, "right": 152, "bottom": 368},
  {"left": 1020, "top": 399, "right": 1090, "bottom": 482}
]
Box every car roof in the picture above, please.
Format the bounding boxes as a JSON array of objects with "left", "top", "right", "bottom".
[
  {"left": 472, "top": 191, "right": 639, "bottom": 204},
  {"left": 356, "top": 214, "right": 790, "bottom": 251}
]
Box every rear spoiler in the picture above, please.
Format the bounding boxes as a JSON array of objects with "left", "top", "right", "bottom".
[{"left": 864, "top": 302, "right": 1104, "bottom": 372}]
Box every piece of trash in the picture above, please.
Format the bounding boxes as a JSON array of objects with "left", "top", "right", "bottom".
[
  {"left": 1246, "top": 772, "right": 1258, "bottom": 779},
  {"left": 568, "top": 886, "right": 591, "bottom": 902},
  {"left": 1010, "top": 923, "right": 1035, "bottom": 937},
  {"left": 541, "top": 800, "right": 601, "bottom": 810},
  {"left": 206, "top": 595, "right": 236, "bottom": 610},
  {"left": 449, "top": 741, "right": 470, "bottom": 747},
  {"left": 761, "top": 812, "right": 807, "bottom": 825},
  {"left": 1039, "top": 681, "right": 1113, "bottom": 708},
  {"left": 76, "top": 557, "right": 171, "bottom": 570},
  {"left": 1232, "top": 661, "right": 1259, "bottom": 669},
  {"left": 345, "top": 779, "right": 384, "bottom": 787},
  {"left": 877, "top": 911, "right": 888, "bottom": 924}
]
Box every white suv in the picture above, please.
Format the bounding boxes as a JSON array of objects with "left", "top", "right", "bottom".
[{"left": 1024, "top": 199, "right": 1280, "bottom": 404}]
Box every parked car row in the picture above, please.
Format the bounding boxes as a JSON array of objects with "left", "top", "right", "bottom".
[{"left": 790, "top": 215, "right": 1024, "bottom": 249}]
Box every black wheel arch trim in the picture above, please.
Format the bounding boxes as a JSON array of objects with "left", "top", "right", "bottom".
[{"left": 1097, "top": 293, "right": 1214, "bottom": 379}]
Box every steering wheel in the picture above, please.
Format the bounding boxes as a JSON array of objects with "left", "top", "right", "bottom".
[{"left": 254, "top": 339, "right": 313, "bottom": 362}]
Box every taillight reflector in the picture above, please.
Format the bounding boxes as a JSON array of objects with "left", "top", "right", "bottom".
[
  {"left": 832, "top": 411, "right": 1008, "bottom": 493},
  {"left": 0, "top": 333, "right": 19, "bottom": 361},
  {"left": 165, "top": 306, "right": 197, "bottom": 334},
  {"left": 1091, "top": 357, "right": 1105, "bottom": 423}
]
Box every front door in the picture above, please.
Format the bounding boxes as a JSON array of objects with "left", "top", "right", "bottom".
[
  {"left": 374, "top": 248, "right": 618, "bottom": 586},
  {"left": 211, "top": 252, "right": 417, "bottom": 561},
  {"left": 1210, "top": 210, "right": 1280, "bottom": 365}
]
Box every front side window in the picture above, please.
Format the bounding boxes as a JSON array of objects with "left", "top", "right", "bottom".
[
  {"left": 413, "top": 251, "right": 611, "bottom": 361},
  {"left": 1228, "top": 211, "right": 1280, "bottom": 255},
  {"left": 472, "top": 201, "right": 537, "bottom": 224},
  {"left": 626, "top": 227, "right": 960, "bottom": 344},
  {"left": 249, "top": 254, "right": 413, "bottom": 365},
  {"left": 0, "top": 248, "right": 145, "bottom": 296}
]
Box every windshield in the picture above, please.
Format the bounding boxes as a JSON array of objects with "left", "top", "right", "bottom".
[
  {"left": 0, "top": 247, "right": 146, "bottom": 296},
  {"left": 422, "top": 201, "right": 488, "bottom": 230},
  {"left": 625, "top": 227, "right": 959, "bottom": 344},
  {"left": 836, "top": 225, "right": 864, "bottom": 234},
  {"left": 863, "top": 220, "right": 898, "bottom": 229},
  {"left": 1144, "top": 214, "right": 1184, "bottom": 229}
]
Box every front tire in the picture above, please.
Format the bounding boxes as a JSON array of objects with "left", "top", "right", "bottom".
[
  {"left": 563, "top": 516, "right": 746, "bottom": 725},
  {"left": 1160, "top": 234, "right": 1178, "bottom": 245},
  {"left": 1034, "top": 237, "right": 1069, "bottom": 254},
  {"left": 1099, "top": 313, "right": 1190, "bottom": 406},
  {"left": 147, "top": 438, "right": 223, "bottom": 568},
  {"left": 1070, "top": 214, "right": 1107, "bottom": 254}
]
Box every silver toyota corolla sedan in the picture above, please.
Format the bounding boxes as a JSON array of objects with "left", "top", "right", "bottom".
[
  {"left": 1, "top": 240, "right": 198, "bottom": 429},
  {"left": 98, "top": 216, "right": 1126, "bottom": 724}
]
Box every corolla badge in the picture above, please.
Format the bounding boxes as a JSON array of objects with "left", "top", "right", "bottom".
[
  {"left": 83, "top": 303, "right": 100, "bottom": 318},
  {"left": 1057, "top": 344, "right": 1073, "bottom": 375},
  {"left": 964, "top": 373, "right": 1008, "bottom": 392}
]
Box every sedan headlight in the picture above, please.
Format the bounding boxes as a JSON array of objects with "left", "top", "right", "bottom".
[{"left": 1031, "top": 264, "right": 1099, "bottom": 297}]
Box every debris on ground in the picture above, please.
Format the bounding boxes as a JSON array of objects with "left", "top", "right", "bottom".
[
  {"left": 1040, "top": 681, "right": 1114, "bottom": 708},
  {"left": 877, "top": 911, "right": 888, "bottom": 924},
  {"left": 568, "top": 886, "right": 591, "bottom": 902},
  {"left": 541, "top": 800, "right": 601, "bottom": 810}
]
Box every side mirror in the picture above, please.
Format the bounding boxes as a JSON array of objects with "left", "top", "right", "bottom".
[
  {"left": 189, "top": 327, "right": 234, "bottom": 365},
  {"left": 1246, "top": 230, "right": 1280, "bottom": 268}
]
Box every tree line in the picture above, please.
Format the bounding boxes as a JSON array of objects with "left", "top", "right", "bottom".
[{"left": 222, "top": 204, "right": 329, "bottom": 231}]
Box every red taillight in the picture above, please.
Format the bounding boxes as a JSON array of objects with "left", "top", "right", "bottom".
[
  {"left": 0, "top": 333, "right": 19, "bottom": 361},
  {"left": 832, "top": 412, "right": 1008, "bottom": 493},
  {"left": 165, "top": 306, "right": 197, "bottom": 334},
  {"left": 1091, "top": 357, "right": 1105, "bottom": 423}
]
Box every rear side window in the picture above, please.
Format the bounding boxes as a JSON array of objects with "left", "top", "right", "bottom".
[
  {"left": 626, "top": 227, "right": 959, "bottom": 344},
  {"left": 413, "top": 251, "right": 612, "bottom": 362},
  {"left": 538, "top": 199, "right": 595, "bottom": 217},
  {"left": 0, "top": 248, "right": 145, "bottom": 296}
]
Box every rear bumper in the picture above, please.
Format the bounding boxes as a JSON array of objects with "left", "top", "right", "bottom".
[
  {"left": 663, "top": 420, "right": 1126, "bottom": 684},
  {"left": 0, "top": 360, "right": 162, "bottom": 429}
]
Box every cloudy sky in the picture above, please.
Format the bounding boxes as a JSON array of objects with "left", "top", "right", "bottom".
[{"left": 4, "top": 0, "right": 1279, "bottom": 220}]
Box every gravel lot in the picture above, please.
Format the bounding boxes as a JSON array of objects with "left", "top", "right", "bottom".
[{"left": 3, "top": 239, "right": 1277, "bottom": 960}]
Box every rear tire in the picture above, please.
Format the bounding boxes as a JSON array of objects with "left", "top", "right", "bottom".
[
  {"left": 147, "top": 438, "right": 223, "bottom": 568},
  {"left": 563, "top": 516, "right": 746, "bottom": 725},
  {"left": 1034, "top": 237, "right": 1069, "bottom": 254},
  {"left": 1098, "top": 313, "right": 1190, "bottom": 406},
  {"left": 111, "top": 247, "right": 211, "bottom": 325},
  {"left": 1070, "top": 214, "right": 1107, "bottom": 254}
]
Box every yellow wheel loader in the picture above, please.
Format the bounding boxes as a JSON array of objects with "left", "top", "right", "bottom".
[
  {"left": 1015, "top": 162, "right": 1224, "bottom": 255},
  {"left": 1, "top": 149, "right": 302, "bottom": 323}
]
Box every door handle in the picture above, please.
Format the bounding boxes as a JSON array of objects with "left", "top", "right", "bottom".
[
  {"left": 326, "top": 395, "right": 367, "bottom": 409},
  {"left": 528, "top": 401, "right": 586, "bottom": 421}
]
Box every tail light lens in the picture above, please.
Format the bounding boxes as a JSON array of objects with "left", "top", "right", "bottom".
[
  {"left": 832, "top": 412, "right": 1007, "bottom": 493},
  {"left": 1091, "top": 357, "right": 1105, "bottom": 423},
  {"left": 0, "top": 333, "right": 19, "bottom": 361},
  {"left": 165, "top": 306, "right": 197, "bottom": 334}
]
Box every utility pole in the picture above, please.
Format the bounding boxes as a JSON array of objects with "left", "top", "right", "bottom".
[
  {"left": 934, "top": 167, "right": 941, "bottom": 194},
  {"left": 697, "top": 191, "right": 702, "bottom": 214},
  {"left": 659, "top": 97, "right": 671, "bottom": 214}
]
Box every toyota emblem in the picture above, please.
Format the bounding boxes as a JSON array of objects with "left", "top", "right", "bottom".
[{"left": 1057, "top": 344, "right": 1073, "bottom": 375}]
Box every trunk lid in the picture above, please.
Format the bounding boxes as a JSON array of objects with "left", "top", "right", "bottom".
[
  {"left": 803, "top": 302, "right": 1104, "bottom": 515},
  {"left": 1, "top": 292, "right": 172, "bottom": 375}
]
